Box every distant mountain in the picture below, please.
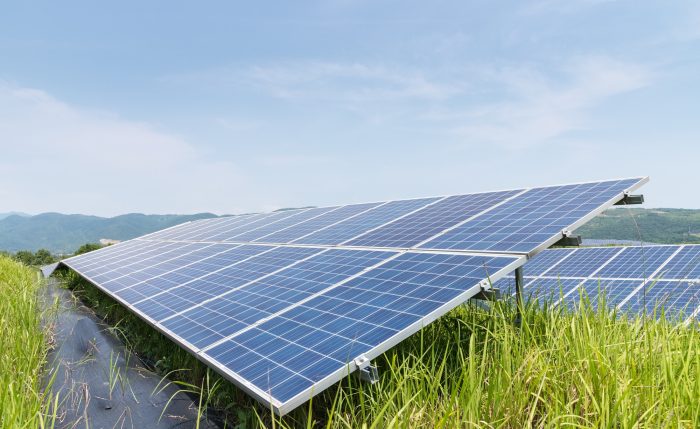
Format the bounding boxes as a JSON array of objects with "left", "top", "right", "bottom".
[
  {"left": 576, "top": 208, "right": 700, "bottom": 244},
  {"left": 0, "top": 212, "right": 218, "bottom": 253},
  {"left": 0, "top": 212, "right": 30, "bottom": 220}
]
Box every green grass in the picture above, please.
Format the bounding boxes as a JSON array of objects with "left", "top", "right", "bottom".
[
  {"left": 60, "top": 271, "right": 700, "bottom": 428},
  {"left": 0, "top": 256, "right": 55, "bottom": 428}
]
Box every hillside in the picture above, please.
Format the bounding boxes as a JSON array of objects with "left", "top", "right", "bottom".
[
  {"left": 0, "top": 212, "right": 217, "bottom": 253},
  {"left": 576, "top": 208, "right": 700, "bottom": 244}
]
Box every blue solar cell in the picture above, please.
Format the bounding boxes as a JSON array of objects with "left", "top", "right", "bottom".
[
  {"left": 202, "top": 210, "right": 310, "bottom": 242},
  {"left": 160, "top": 249, "right": 395, "bottom": 349},
  {"left": 61, "top": 240, "right": 150, "bottom": 271},
  {"left": 657, "top": 245, "right": 700, "bottom": 280},
  {"left": 145, "top": 216, "right": 224, "bottom": 241},
  {"left": 123, "top": 244, "right": 276, "bottom": 316},
  {"left": 522, "top": 278, "right": 583, "bottom": 302},
  {"left": 229, "top": 207, "right": 340, "bottom": 242},
  {"left": 255, "top": 202, "right": 381, "bottom": 244},
  {"left": 520, "top": 248, "right": 576, "bottom": 276},
  {"left": 594, "top": 246, "right": 677, "bottom": 279},
  {"left": 136, "top": 246, "right": 323, "bottom": 323},
  {"left": 420, "top": 178, "right": 644, "bottom": 253},
  {"left": 346, "top": 190, "right": 523, "bottom": 248},
  {"left": 622, "top": 280, "right": 700, "bottom": 320},
  {"left": 170, "top": 214, "right": 264, "bottom": 241},
  {"left": 562, "top": 279, "right": 642, "bottom": 311},
  {"left": 294, "top": 197, "right": 439, "bottom": 245},
  {"left": 100, "top": 243, "right": 241, "bottom": 293},
  {"left": 69, "top": 241, "right": 195, "bottom": 282},
  {"left": 545, "top": 247, "right": 622, "bottom": 278},
  {"left": 202, "top": 252, "right": 519, "bottom": 406}
]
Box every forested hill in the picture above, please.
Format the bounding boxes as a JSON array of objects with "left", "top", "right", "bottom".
[
  {"left": 576, "top": 208, "right": 700, "bottom": 244},
  {"left": 0, "top": 212, "right": 217, "bottom": 253},
  {"left": 2, "top": 207, "right": 699, "bottom": 254}
]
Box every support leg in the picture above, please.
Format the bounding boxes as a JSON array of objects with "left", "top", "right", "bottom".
[{"left": 514, "top": 267, "right": 524, "bottom": 327}]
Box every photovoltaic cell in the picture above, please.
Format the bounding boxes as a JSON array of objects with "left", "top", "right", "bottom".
[
  {"left": 255, "top": 202, "right": 381, "bottom": 244},
  {"left": 593, "top": 246, "right": 677, "bottom": 279},
  {"left": 420, "top": 178, "right": 643, "bottom": 253},
  {"left": 523, "top": 277, "right": 584, "bottom": 302},
  {"left": 229, "top": 207, "right": 340, "bottom": 242},
  {"left": 518, "top": 247, "right": 576, "bottom": 277},
  {"left": 346, "top": 190, "right": 523, "bottom": 248},
  {"left": 100, "top": 243, "right": 240, "bottom": 292},
  {"left": 657, "top": 246, "right": 700, "bottom": 280},
  {"left": 294, "top": 197, "right": 439, "bottom": 245},
  {"left": 203, "top": 252, "right": 520, "bottom": 405},
  {"left": 204, "top": 210, "right": 310, "bottom": 242},
  {"left": 162, "top": 249, "right": 396, "bottom": 349},
  {"left": 562, "top": 279, "right": 642, "bottom": 311},
  {"left": 133, "top": 246, "right": 323, "bottom": 321},
  {"left": 113, "top": 244, "right": 275, "bottom": 314},
  {"left": 622, "top": 280, "right": 700, "bottom": 320},
  {"left": 545, "top": 247, "right": 622, "bottom": 278}
]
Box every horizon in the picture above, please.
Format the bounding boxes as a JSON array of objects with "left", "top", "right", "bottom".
[{"left": 2, "top": 1, "right": 699, "bottom": 215}]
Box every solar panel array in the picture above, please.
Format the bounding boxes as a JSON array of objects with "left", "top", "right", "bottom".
[
  {"left": 494, "top": 244, "right": 700, "bottom": 323},
  {"left": 54, "top": 177, "right": 647, "bottom": 414}
]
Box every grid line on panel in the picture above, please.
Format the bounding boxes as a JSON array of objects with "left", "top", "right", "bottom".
[
  {"left": 552, "top": 247, "right": 627, "bottom": 306},
  {"left": 420, "top": 178, "right": 644, "bottom": 253},
  {"left": 546, "top": 247, "right": 623, "bottom": 278},
  {"left": 621, "top": 280, "right": 700, "bottom": 321},
  {"left": 85, "top": 242, "right": 208, "bottom": 282},
  {"left": 155, "top": 246, "right": 329, "bottom": 326},
  {"left": 203, "top": 252, "right": 521, "bottom": 405},
  {"left": 615, "top": 246, "right": 684, "bottom": 308},
  {"left": 594, "top": 245, "right": 679, "bottom": 280},
  {"left": 254, "top": 202, "right": 383, "bottom": 244},
  {"left": 127, "top": 244, "right": 283, "bottom": 310},
  {"left": 99, "top": 243, "right": 231, "bottom": 292},
  {"left": 229, "top": 206, "right": 341, "bottom": 242},
  {"left": 69, "top": 241, "right": 197, "bottom": 281},
  {"left": 202, "top": 210, "right": 312, "bottom": 242},
  {"left": 346, "top": 190, "right": 525, "bottom": 249},
  {"left": 198, "top": 250, "right": 405, "bottom": 353},
  {"left": 657, "top": 245, "right": 700, "bottom": 280},
  {"left": 295, "top": 197, "right": 441, "bottom": 245},
  {"left": 172, "top": 214, "right": 265, "bottom": 241},
  {"left": 144, "top": 217, "right": 226, "bottom": 241},
  {"left": 164, "top": 249, "right": 397, "bottom": 350},
  {"left": 63, "top": 239, "right": 163, "bottom": 270},
  {"left": 181, "top": 213, "right": 284, "bottom": 242}
]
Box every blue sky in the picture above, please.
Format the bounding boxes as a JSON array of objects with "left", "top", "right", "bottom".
[{"left": 1, "top": 0, "right": 698, "bottom": 216}]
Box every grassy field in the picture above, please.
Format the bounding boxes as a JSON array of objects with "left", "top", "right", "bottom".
[
  {"left": 60, "top": 271, "right": 700, "bottom": 428},
  {"left": 0, "top": 256, "right": 55, "bottom": 428}
]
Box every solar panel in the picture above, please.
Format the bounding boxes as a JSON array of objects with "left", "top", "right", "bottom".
[
  {"left": 508, "top": 244, "right": 700, "bottom": 323},
  {"left": 421, "top": 178, "right": 644, "bottom": 253},
  {"left": 345, "top": 190, "right": 524, "bottom": 248},
  {"left": 54, "top": 177, "right": 646, "bottom": 415}
]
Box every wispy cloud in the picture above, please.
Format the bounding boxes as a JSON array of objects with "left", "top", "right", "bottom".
[
  {"left": 428, "top": 57, "right": 653, "bottom": 148},
  {"left": 165, "top": 61, "right": 464, "bottom": 104},
  {"left": 0, "top": 82, "right": 248, "bottom": 215}
]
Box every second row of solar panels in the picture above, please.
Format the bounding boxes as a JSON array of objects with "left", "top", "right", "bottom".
[
  {"left": 494, "top": 245, "right": 700, "bottom": 322},
  {"left": 139, "top": 178, "right": 645, "bottom": 255}
]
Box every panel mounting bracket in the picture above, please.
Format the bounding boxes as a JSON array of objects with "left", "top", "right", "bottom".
[
  {"left": 354, "top": 355, "right": 379, "bottom": 384},
  {"left": 553, "top": 230, "right": 582, "bottom": 247},
  {"left": 472, "top": 280, "right": 501, "bottom": 301},
  {"left": 614, "top": 193, "right": 644, "bottom": 206}
]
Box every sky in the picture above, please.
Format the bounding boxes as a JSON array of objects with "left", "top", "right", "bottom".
[{"left": 1, "top": 0, "right": 699, "bottom": 216}]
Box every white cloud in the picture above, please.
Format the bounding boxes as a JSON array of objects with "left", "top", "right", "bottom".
[
  {"left": 442, "top": 57, "right": 653, "bottom": 148},
  {"left": 0, "top": 82, "right": 249, "bottom": 216},
  {"left": 165, "top": 61, "right": 464, "bottom": 104}
]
